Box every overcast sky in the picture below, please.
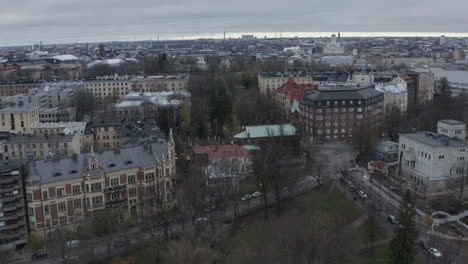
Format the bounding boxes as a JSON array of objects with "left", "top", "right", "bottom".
[{"left": 1, "top": 0, "right": 468, "bottom": 46}]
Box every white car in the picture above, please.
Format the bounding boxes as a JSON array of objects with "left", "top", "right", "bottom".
[
  {"left": 194, "top": 217, "right": 208, "bottom": 224},
  {"left": 428, "top": 248, "right": 442, "bottom": 258},
  {"left": 357, "top": 190, "right": 367, "bottom": 199},
  {"left": 252, "top": 191, "right": 262, "bottom": 197},
  {"left": 66, "top": 240, "right": 80, "bottom": 249},
  {"left": 241, "top": 194, "right": 252, "bottom": 201}
]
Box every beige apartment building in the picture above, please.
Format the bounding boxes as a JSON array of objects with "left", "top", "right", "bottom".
[
  {"left": 417, "top": 73, "right": 435, "bottom": 104},
  {"left": 85, "top": 74, "right": 189, "bottom": 106},
  {"left": 258, "top": 72, "right": 313, "bottom": 96},
  {"left": 0, "top": 106, "right": 39, "bottom": 134},
  {"left": 25, "top": 134, "right": 177, "bottom": 238},
  {"left": 0, "top": 134, "right": 81, "bottom": 161}
]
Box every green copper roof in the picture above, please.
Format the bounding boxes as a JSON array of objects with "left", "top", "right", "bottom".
[{"left": 234, "top": 124, "right": 296, "bottom": 139}]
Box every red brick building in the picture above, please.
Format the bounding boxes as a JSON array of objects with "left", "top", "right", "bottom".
[
  {"left": 0, "top": 81, "right": 40, "bottom": 96},
  {"left": 299, "top": 85, "right": 384, "bottom": 142}
]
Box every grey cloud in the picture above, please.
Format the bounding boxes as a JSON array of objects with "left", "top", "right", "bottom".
[{"left": 0, "top": 0, "right": 467, "bottom": 46}]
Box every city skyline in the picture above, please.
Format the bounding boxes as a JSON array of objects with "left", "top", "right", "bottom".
[{"left": 1, "top": 0, "right": 468, "bottom": 46}]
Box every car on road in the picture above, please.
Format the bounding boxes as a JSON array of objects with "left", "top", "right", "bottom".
[
  {"left": 347, "top": 181, "right": 355, "bottom": 189},
  {"left": 31, "top": 250, "right": 48, "bottom": 261},
  {"left": 388, "top": 215, "right": 400, "bottom": 225},
  {"left": 66, "top": 240, "right": 80, "bottom": 249},
  {"left": 252, "top": 191, "right": 262, "bottom": 197},
  {"left": 204, "top": 205, "right": 216, "bottom": 213},
  {"left": 357, "top": 190, "right": 367, "bottom": 199},
  {"left": 59, "top": 254, "right": 79, "bottom": 263},
  {"left": 194, "top": 217, "right": 208, "bottom": 224},
  {"left": 418, "top": 240, "right": 429, "bottom": 250},
  {"left": 241, "top": 194, "right": 252, "bottom": 201},
  {"left": 113, "top": 240, "right": 129, "bottom": 249},
  {"left": 428, "top": 247, "right": 442, "bottom": 258}
]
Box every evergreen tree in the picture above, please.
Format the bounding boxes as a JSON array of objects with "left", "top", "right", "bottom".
[{"left": 389, "top": 191, "right": 418, "bottom": 264}]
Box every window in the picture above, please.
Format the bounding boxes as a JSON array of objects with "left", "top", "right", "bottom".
[
  {"left": 111, "top": 178, "right": 119, "bottom": 186},
  {"left": 42, "top": 191, "right": 48, "bottom": 200},
  {"left": 59, "top": 216, "right": 67, "bottom": 226},
  {"left": 90, "top": 182, "right": 102, "bottom": 192},
  {"left": 57, "top": 188, "right": 64, "bottom": 197},
  {"left": 129, "top": 188, "right": 137, "bottom": 197},
  {"left": 58, "top": 202, "right": 66, "bottom": 212},
  {"left": 44, "top": 205, "right": 50, "bottom": 215},
  {"left": 28, "top": 207, "right": 34, "bottom": 216},
  {"left": 73, "top": 199, "right": 82, "bottom": 209},
  {"left": 46, "top": 219, "right": 51, "bottom": 228},
  {"left": 357, "top": 107, "right": 362, "bottom": 112},
  {"left": 356, "top": 114, "right": 363, "bottom": 120},
  {"left": 111, "top": 192, "right": 120, "bottom": 200},
  {"left": 26, "top": 192, "right": 32, "bottom": 201},
  {"left": 128, "top": 175, "right": 136, "bottom": 184},
  {"left": 145, "top": 173, "right": 155, "bottom": 181},
  {"left": 72, "top": 185, "right": 80, "bottom": 194},
  {"left": 92, "top": 196, "right": 103, "bottom": 206}
]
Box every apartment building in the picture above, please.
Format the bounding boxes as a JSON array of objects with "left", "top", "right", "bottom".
[
  {"left": 437, "top": 119, "right": 466, "bottom": 141},
  {"left": 0, "top": 81, "right": 40, "bottom": 96},
  {"left": 0, "top": 159, "right": 27, "bottom": 250},
  {"left": 39, "top": 107, "right": 76, "bottom": 123},
  {"left": 0, "top": 106, "right": 40, "bottom": 134},
  {"left": 258, "top": 72, "right": 313, "bottom": 96},
  {"left": 274, "top": 78, "right": 319, "bottom": 120},
  {"left": 25, "top": 134, "right": 177, "bottom": 238},
  {"left": 0, "top": 133, "right": 82, "bottom": 160},
  {"left": 374, "top": 83, "right": 408, "bottom": 113},
  {"left": 84, "top": 74, "right": 189, "bottom": 105},
  {"left": 299, "top": 84, "right": 384, "bottom": 142},
  {"left": 399, "top": 125, "right": 468, "bottom": 194},
  {"left": 31, "top": 122, "right": 87, "bottom": 136}
]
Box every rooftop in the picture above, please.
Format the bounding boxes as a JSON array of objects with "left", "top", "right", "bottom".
[
  {"left": 26, "top": 141, "right": 169, "bottom": 185},
  {"left": 259, "top": 71, "right": 312, "bottom": 78},
  {"left": 375, "top": 83, "right": 407, "bottom": 94},
  {"left": 0, "top": 106, "right": 39, "bottom": 113},
  {"left": 438, "top": 119, "right": 465, "bottom": 126},
  {"left": 234, "top": 124, "right": 297, "bottom": 139},
  {"left": 32, "top": 122, "right": 87, "bottom": 135},
  {"left": 193, "top": 144, "right": 250, "bottom": 160},
  {"left": 400, "top": 132, "right": 468, "bottom": 148},
  {"left": 301, "top": 85, "right": 382, "bottom": 102}
]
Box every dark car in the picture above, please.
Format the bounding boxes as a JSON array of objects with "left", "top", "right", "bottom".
[
  {"left": 419, "top": 240, "right": 429, "bottom": 250},
  {"left": 388, "top": 215, "right": 400, "bottom": 225},
  {"left": 113, "top": 241, "right": 129, "bottom": 249},
  {"left": 31, "top": 250, "right": 48, "bottom": 261}
]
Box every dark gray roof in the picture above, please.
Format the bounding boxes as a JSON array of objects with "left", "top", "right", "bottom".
[
  {"left": 438, "top": 119, "right": 465, "bottom": 126},
  {"left": 400, "top": 132, "right": 468, "bottom": 148},
  {"left": 259, "top": 71, "right": 312, "bottom": 77},
  {"left": 301, "top": 86, "right": 382, "bottom": 102},
  {"left": 26, "top": 140, "right": 169, "bottom": 185},
  {"left": 0, "top": 159, "right": 26, "bottom": 173},
  {"left": 1, "top": 134, "right": 74, "bottom": 143}
]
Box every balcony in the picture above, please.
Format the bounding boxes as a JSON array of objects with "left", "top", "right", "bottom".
[
  {"left": 0, "top": 175, "right": 20, "bottom": 184},
  {"left": 1, "top": 194, "right": 22, "bottom": 203},
  {"left": 105, "top": 198, "right": 128, "bottom": 207},
  {"left": 104, "top": 185, "right": 127, "bottom": 193}
]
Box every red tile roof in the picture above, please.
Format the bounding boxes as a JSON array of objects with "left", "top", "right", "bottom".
[
  {"left": 276, "top": 77, "right": 318, "bottom": 102},
  {"left": 193, "top": 144, "right": 250, "bottom": 159}
]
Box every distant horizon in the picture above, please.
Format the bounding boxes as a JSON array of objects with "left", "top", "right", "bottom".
[{"left": 2, "top": 31, "right": 468, "bottom": 49}]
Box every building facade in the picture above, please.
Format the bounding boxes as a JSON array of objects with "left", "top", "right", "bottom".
[
  {"left": 299, "top": 85, "right": 384, "bottom": 142},
  {"left": 25, "top": 135, "right": 177, "bottom": 238},
  {"left": 0, "top": 81, "right": 40, "bottom": 96},
  {"left": 0, "top": 160, "right": 27, "bottom": 250},
  {"left": 258, "top": 72, "right": 313, "bottom": 96},
  {"left": 39, "top": 107, "right": 77, "bottom": 123},
  {"left": 0, "top": 106, "right": 40, "bottom": 134},
  {"left": 398, "top": 131, "right": 468, "bottom": 194},
  {"left": 374, "top": 83, "right": 408, "bottom": 113}
]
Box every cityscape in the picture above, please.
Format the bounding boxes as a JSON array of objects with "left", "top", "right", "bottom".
[{"left": 1, "top": 1, "right": 468, "bottom": 264}]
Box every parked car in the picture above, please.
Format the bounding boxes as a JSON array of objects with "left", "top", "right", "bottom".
[
  {"left": 388, "top": 215, "right": 400, "bottom": 225},
  {"left": 66, "top": 240, "right": 80, "bottom": 249},
  {"left": 194, "top": 217, "right": 208, "bottom": 224},
  {"left": 241, "top": 194, "right": 252, "bottom": 201},
  {"left": 357, "top": 190, "right": 367, "bottom": 199},
  {"left": 252, "top": 191, "right": 262, "bottom": 197},
  {"left": 428, "top": 247, "right": 442, "bottom": 258},
  {"left": 59, "top": 254, "right": 79, "bottom": 262},
  {"left": 418, "top": 240, "right": 429, "bottom": 250},
  {"left": 204, "top": 205, "right": 216, "bottom": 213},
  {"left": 31, "top": 250, "right": 48, "bottom": 261},
  {"left": 113, "top": 240, "right": 129, "bottom": 249}
]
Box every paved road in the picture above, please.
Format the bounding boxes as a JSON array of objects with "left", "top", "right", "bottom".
[
  {"left": 343, "top": 171, "right": 467, "bottom": 264},
  {"left": 14, "top": 176, "right": 320, "bottom": 264}
]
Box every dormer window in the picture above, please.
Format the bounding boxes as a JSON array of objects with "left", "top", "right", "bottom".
[
  {"left": 108, "top": 163, "right": 116, "bottom": 168},
  {"left": 126, "top": 160, "right": 133, "bottom": 165},
  {"left": 53, "top": 172, "right": 62, "bottom": 177},
  {"left": 70, "top": 170, "right": 77, "bottom": 174}
]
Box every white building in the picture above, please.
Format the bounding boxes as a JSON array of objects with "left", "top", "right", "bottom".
[
  {"left": 437, "top": 120, "right": 466, "bottom": 140},
  {"left": 323, "top": 34, "right": 344, "bottom": 55},
  {"left": 375, "top": 83, "right": 408, "bottom": 113},
  {"left": 398, "top": 121, "right": 468, "bottom": 194}
]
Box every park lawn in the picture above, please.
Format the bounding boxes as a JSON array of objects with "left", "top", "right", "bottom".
[
  {"left": 239, "top": 177, "right": 258, "bottom": 195},
  {"left": 220, "top": 185, "right": 363, "bottom": 262},
  {"left": 356, "top": 219, "right": 388, "bottom": 244},
  {"left": 359, "top": 244, "right": 390, "bottom": 264}
]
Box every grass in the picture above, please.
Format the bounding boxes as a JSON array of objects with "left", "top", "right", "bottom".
[
  {"left": 239, "top": 177, "right": 258, "bottom": 195},
  {"left": 220, "top": 185, "right": 363, "bottom": 262},
  {"left": 356, "top": 219, "right": 388, "bottom": 244},
  {"left": 359, "top": 244, "right": 390, "bottom": 264}
]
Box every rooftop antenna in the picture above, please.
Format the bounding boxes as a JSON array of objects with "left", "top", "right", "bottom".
[
  {"left": 149, "top": 36, "right": 152, "bottom": 48},
  {"left": 224, "top": 30, "right": 226, "bottom": 40}
]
